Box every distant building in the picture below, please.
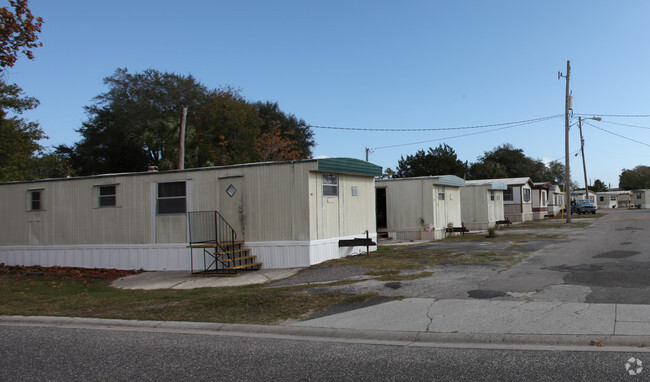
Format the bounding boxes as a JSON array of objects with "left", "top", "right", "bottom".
[{"left": 460, "top": 180, "right": 506, "bottom": 231}]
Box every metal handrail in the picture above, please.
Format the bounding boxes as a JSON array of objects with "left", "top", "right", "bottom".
[{"left": 188, "top": 210, "right": 238, "bottom": 271}]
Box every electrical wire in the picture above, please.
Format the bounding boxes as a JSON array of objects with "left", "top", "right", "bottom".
[
  {"left": 575, "top": 113, "right": 650, "bottom": 118},
  {"left": 599, "top": 120, "right": 650, "bottom": 130},
  {"left": 309, "top": 115, "right": 562, "bottom": 132},
  {"left": 583, "top": 121, "right": 650, "bottom": 148},
  {"left": 372, "top": 118, "right": 548, "bottom": 150}
]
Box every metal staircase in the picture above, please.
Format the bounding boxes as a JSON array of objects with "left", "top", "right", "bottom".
[{"left": 187, "top": 211, "right": 262, "bottom": 276}]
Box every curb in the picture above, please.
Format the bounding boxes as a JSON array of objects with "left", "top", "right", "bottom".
[{"left": 2, "top": 315, "right": 650, "bottom": 350}]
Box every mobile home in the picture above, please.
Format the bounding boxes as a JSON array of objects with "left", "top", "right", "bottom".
[
  {"left": 0, "top": 158, "right": 382, "bottom": 270},
  {"left": 375, "top": 176, "right": 464, "bottom": 240},
  {"left": 460, "top": 180, "right": 506, "bottom": 231}
]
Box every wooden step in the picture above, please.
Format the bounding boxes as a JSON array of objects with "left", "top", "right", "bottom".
[
  {"left": 227, "top": 262, "right": 263, "bottom": 270},
  {"left": 221, "top": 255, "right": 257, "bottom": 263}
]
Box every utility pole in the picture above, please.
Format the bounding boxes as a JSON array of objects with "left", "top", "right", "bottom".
[
  {"left": 365, "top": 147, "right": 370, "bottom": 162},
  {"left": 177, "top": 106, "right": 187, "bottom": 170},
  {"left": 578, "top": 117, "right": 590, "bottom": 202},
  {"left": 560, "top": 60, "right": 572, "bottom": 223}
]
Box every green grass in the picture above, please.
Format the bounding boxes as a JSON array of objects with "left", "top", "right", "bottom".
[{"left": 0, "top": 268, "right": 373, "bottom": 324}]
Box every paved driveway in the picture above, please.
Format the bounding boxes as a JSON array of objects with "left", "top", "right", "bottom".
[{"left": 278, "top": 209, "right": 650, "bottom": 304}]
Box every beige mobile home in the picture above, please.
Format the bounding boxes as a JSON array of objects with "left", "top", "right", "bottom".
[
  {"left": 375, "top": 175, "right": 464, "bottom": 241},
  {"left": 460, "top": 180, "right": 506, "bottom": 231},
  {"left": 632, "top": 189, "right": 650, "bottom": 208},
  {"left": 0, "top": 158, "right": 382, "bottom": 271},
  {"left": 487, "top": 177, "right": 535, "bottom": 222},
  {"left": 596, "top": 191, "right": 630, "bottom": 209}
]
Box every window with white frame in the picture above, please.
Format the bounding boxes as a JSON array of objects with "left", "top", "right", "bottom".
[
  {"left": 157, "top": 181, "right": 186, "bottom": 214},
  {"left": 490, "top": 191, "right": 495, "bottom": 201},
  {"left": 438, "top": 186, "right": 445, "bottom": 200},
  {"left": 98, "top": 185, "right": 117, "bottom": 207},
  {"left": 523, "top": 188, "right": 531, "bottom": 202},
  {"left": 322, "top": 174, "right": 338, "bottom": 197},
  {"left": 610, "top": 195, "right": 616, "bottom": 201}
]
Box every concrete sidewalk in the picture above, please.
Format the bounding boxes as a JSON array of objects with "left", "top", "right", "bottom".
[
  {"left": 293, "top": 298, "right": 650, "bottom": 338},
  {"left": 4, "top": 298, "right": 650, "bottom": 349},
  {"left": 111, "top": 268, "right": 300, "bottom": 289}
]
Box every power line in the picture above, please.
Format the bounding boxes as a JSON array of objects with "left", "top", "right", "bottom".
[
  {"left": 310, "top": 115, "right": 562, "bottom": 132},
  {"left": 372, "top": 118, "right": 548, "bottom": 150},
  {"left": 583, "top": 121, "right": 650, "bottom": 148},
  {"left": 575, "top": 113, "right": 650, "bottom": 118},
  {"left": 599, "top": 120, "right": 650, "bottom": 130}
]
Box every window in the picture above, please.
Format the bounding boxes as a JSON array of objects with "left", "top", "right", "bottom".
[
  {"left": 503, "top": 188, "right": 513, "bottom": 201},
  {"left": 523, "top": 188, "right": 531, "bottom": 202},
  {"left": 610, "top": 195, "right": 616, "bottom": 201},
  {"left": 322, "top": 174, "right": 338, "bottom": 197},
  {"left": 351, "top": 186, "right": 358, "bottom": 196},
  {"left": 438, "top": 186, "right": 445, "bottom": 200},
  {"left": 30, "top": 190, "right": 41, "bottom": 210},
  {"left": 157, "top": 181, "right": 186, "bottom": 214},
  {"left": 599, "top": 196, "right": 605, "bottom": 202},
  {"left": 490, "top": 191, "right": 495, "bottom": 201},
  {"left": 99, "top": 185, "right": 116, "bottom": 207},
  {"left": 637, "top": 193, "right": 642, "bottom": 200}
]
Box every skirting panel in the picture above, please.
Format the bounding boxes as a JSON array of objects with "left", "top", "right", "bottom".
[
  {"left": 0, "top": 244, "right": 190, "bottom": 271},
  {"left": 247, "top": 233, "right": 379, "bottom": 269},
  {"left": 0, "top": 234, "right": 379, "bottom": 271}
]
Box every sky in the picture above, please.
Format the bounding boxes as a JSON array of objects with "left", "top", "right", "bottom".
[{"left": 7, "top": 1, "right": 650, "bottom": 188}]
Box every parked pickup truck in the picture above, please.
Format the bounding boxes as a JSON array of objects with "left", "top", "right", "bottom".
[{"left": 571, "top": 199, "right": 597, "bottom": 214}]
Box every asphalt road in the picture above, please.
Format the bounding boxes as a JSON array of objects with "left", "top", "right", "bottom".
[
  {"left": 286, "top": 209, "right": 650, "bottom": 305},
  {"left": 1, "top": 325, "right": 647, "bottom": 381}
]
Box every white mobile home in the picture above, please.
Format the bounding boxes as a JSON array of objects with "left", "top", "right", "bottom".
[
  {"left": 486, "top": 178, "right": 535, "bottom": 222},
  {"left": 460, "top": 180, "right": 506, "bottom": 231},
  {"left": 532, "top": 182, "right": 550, "bottom": 220},
  {"left": 547, "top": 184, "right": 564, "bottom": 217},
  {"left": 0, "top": 158, "right": 382, "bottom": 271},
  {"left": 375, "top": 176, "right": 464, "bottom": 240}
]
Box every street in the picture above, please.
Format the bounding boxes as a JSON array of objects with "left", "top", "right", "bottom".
[{"left": 0, "top": 324, "right": 647, "bottom": 381}]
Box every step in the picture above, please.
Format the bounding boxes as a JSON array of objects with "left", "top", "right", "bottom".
[
  {"left": 221, "top": 255, "right": 257, "bottom": 263},
  {"left": 227, "top": 262, "right": 263, "bottom": 270}
]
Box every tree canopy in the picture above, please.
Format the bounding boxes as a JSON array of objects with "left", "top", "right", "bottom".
[
  {"left": 0, "top": 0, "right": 43, "bottom": 70},
  {"left": 395, "top": 144, "right": 467, "bottom": 178},
  {"left": 58, "top": 68, "right": 315, "bottom": 176},
  {"left": 619, "top": 166, "right": 650, "bottom": 190},
  {"left": 468, "top": 143, "right": 547, "bottom": 181}
]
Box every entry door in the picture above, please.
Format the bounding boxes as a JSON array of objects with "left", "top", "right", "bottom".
[
  {"left": 376, "top": 188, "right": 387, "bottom": 229},
  {"left": 219, "top": 176, "right": 245, "bottom": 240}
]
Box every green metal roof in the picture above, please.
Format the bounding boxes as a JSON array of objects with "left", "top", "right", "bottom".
[{"left": 316, "top": 158, "right": 382, "bottom": 177}]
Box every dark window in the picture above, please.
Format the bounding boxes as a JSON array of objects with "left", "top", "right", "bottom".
[
  {"left": 99, "top": 185, "right": 116, "bottom": 207},
  {"left": 503, "top": 188, "right": 513, "bottom": 201},
  {"left": 30, "top": 191, "right": 41, "bottom": 210},
  {"left": 157, "top": 182, "right": 186, "bottom": 214},
  {"left": 323, "top": 174, "right": 338, "bottom": 197},
  {"left": 523, "top": 188, "right": 531, "bottom": 202},
  {"left": 490, "top": 191, "right": 495, "bottom": 201}
]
